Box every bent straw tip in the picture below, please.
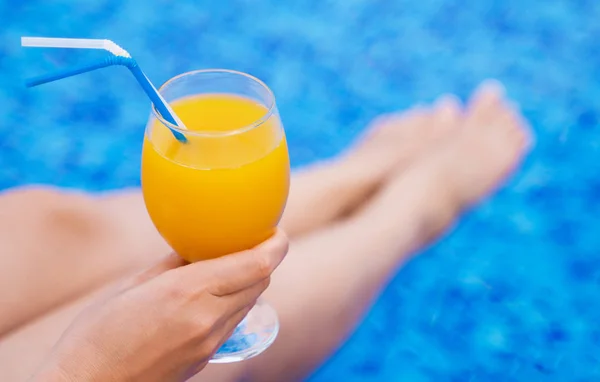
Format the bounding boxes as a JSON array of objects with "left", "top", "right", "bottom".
[{"left": 103, "top": 40, "right": 131, "bottom": 58}]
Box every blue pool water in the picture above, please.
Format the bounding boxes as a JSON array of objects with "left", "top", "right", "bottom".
[{"left": 3, "top": 0, "right": 600, "bottom": 380}]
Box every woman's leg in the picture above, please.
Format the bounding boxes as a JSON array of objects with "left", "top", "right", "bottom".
[
  {"left": 0, "top": 97, "right": 459, "bottom": 380},
  {"left": 0, "top": 98, "right": 458, "bottom": 336},
  {"left": 0, "top": 187, "right": 169, "bottom": 337},
  {"left": 280, "top": 97, "right": 460, "bottom": 237},
  {"left": 0, "top": 83, "right": 530, "bottom": 382},
  {"left": 240, "top": 83, "right": 530, "bottom": 382}
]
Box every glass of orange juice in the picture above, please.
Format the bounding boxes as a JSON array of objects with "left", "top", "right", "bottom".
[{"left": 141, "top": 69, "right": 290, "bottom": 363}]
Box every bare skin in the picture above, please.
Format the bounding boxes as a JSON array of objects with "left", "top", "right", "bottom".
[
  {"left": 281, "top": 95, "right": 461, "bottom": 237},
  {"left": 0, "top": 96, "right": 457, "bottom": 337},
  {"left": 31, "top": 233, "right": 289, "bottom": 382},
  {"left": 0, "top": 82, "right": 530, "bottom": 382},
  {"left": 242, "top": 82, "right": 530, "bottom": 382}
]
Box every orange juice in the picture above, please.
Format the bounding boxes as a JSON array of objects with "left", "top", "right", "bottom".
[{"left": 141, "top": 94, "right": 290, "bottom": 262}]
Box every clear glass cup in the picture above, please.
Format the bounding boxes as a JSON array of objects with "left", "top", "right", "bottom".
[{"left": 141, "top": 69, "right": 290, "bottom": 363}]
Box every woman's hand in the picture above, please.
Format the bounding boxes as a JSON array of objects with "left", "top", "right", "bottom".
[{"left": 31, "top": 229, "right": 289, "bottom": 382}]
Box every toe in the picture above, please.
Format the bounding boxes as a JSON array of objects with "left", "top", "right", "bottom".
[
  {"left": 432, "top": 94, "right": 463, "bottom": 136},
  {"left": 465, "top": 80, "right": 505, "bottom": 128}
]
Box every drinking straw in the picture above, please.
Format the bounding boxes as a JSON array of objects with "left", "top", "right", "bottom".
[
  {"left": 21, "top": 37, "right": 187, "bottom": 143},
  {"left": 21, "top": 37, "right": 132, "bottom": 57}
]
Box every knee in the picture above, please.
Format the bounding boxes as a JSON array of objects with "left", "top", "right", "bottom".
[{"left": 0, "top": 186, "right": 108, "bottom": 245}]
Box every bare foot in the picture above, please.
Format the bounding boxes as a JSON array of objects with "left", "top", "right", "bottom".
[
  {"left": 353, "top": 81, "right": 531, "bottom": 253},
  {"left": 281, "top": 99, "right": 462, "bottom": 237},
  {"left": 342, "top": 95, "right": 462, "bottom": 181},
  {"left": 440, "top": 81, "right": 531, "bottom": 206}
]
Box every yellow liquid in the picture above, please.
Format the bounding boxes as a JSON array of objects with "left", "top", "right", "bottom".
[{"left": 141, "top": 94, "right": 290, "bottom": 262}]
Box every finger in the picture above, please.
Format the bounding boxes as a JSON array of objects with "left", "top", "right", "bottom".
[
  {"left": 217, "top": 277, "right": 271, "bottom": 316},
  {"left": 126, "top": 252, "right": 187, "bottom": 288},
  {"left": 79, "top": 253, "right": 187, "bottom": 308},
  {"left": 219, "top": 303, "right": 254, "bottom": 342},
  {"left": 181, "top": 229, "right": 289, "bottom": 296},
  {"left": 190, "top": 303, "right": 255, "bottom": 375}
]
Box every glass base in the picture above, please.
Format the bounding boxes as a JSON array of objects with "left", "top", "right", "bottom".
[{"left": 210, "top": 300, "right": 279, "bottom": 363}]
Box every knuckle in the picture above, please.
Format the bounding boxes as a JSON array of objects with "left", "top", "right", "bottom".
[
  {"left": 206, "top": 281, "right": 227, "bottom": 296},
  {"left": 250, "top": 231, "right": 290, "bottom": 279}
]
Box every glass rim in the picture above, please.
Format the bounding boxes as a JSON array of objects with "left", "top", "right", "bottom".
[{"left": 151, "top": 69, "right": 277, "bottom": 138}]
